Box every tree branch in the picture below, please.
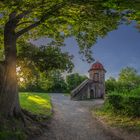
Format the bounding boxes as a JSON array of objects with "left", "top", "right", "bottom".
[
  {"left": 16, "top": 21, "right": 41, "bottom": 38},
  {"left": 16, "top": 2, "right": 66, "bottom": 38},
  {"left": 16, "top": 21, "right": 33, "bottom": 26},
  {"left": 16, "top": 10, "right": 31, "bottom": 20}
]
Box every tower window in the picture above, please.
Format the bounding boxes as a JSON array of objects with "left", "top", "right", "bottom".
[{"left": 94, "top": 73, "right": 99, "bottom": 81}]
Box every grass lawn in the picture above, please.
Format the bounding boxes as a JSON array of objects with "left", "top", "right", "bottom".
[
  {"left": 93, "top": 108, "right": 140, "bottom": 131},
  {"left": 19, "top": 92, "right": 52, "bottom": 117}
]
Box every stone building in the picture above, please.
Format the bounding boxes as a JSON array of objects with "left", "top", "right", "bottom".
[{"left": 71, "top": 61, "right": 106, "bottom": 100}]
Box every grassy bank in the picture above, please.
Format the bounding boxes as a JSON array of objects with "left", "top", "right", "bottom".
[
  {"left": 93, "top": 108, "right": 140, "bottom": 131},
  {"left": 20, "top": 92, "right": 52, "bottom": 117}
]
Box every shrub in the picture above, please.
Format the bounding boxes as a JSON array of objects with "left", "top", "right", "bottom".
[
  {"left": 123, "top": 96, "right": 140, "bottom": 117},
  {"left": 0, "top": 131, "right": 26, "bottom": 140},
  {"left": 105, "top": 93, "right": 140, "bottom": 117},
  {"left": 130, "top": 87, "right": 140, "bottom": 96},
  {"left": 107, "top": 93, "right": 123, "bottom": 111}
]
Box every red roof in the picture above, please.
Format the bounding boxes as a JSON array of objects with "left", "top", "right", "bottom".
[{"left": 89, "top": 61, "right": 106, "bottom": 72}]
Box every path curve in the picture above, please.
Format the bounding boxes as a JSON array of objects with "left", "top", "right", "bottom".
[{"left": 34, "top": 93, "right": 122, "bottom": 140}]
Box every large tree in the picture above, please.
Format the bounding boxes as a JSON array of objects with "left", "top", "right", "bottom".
[{"left": 0, "top": 0, "right": 126, "bottom": 117}]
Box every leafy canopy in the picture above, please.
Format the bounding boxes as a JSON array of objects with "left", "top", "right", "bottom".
[
  {"left": 104, "top": 0, "right": 140, "bottom": 25},
  {"left": 17, "top": 42, "right": 74, "bottom": 73},
  {"left": 0, "top": 0, "right": 122, "bottom": 62}
]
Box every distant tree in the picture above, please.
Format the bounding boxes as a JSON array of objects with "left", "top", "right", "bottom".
[
  {"left": 105, "top": 77, "right": 117, "bottom": 93},
  {"left": 118, "top": 67, "right": 140, "bottom": 91},
  {"left": 106, "top": 67, "right": 140, "bottom": 94},
  {"left": 17, "top": 60, "right": 39, "bottom": 91},
  {"left": 46, "top": 71, "right": 67, "bottom": 93},
  {"left": 17, "top": 42, "right": 73, "bottom": 92},
  {"left": 18, "top": 42, "right": 74, "bottom": 73},
  {"left": 66, "top": 73, "right": 88, "bottom": 92},
  {"left": 18, "top": 66, "right": 68, "bottom": 93}
]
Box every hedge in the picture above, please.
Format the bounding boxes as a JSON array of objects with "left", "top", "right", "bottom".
[
  {"left": 123, "top": 96, "right": 140, "bottom": 116},
  {"left": 107, "top": 94, "right": 123, "bottom": 110},
  {"left": 105, "top": 93, "right": 140, "bottom": 117}
]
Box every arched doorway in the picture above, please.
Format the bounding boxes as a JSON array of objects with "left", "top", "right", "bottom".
[{"left": 90, "top": 89, "right": 94, "bottom": 99}]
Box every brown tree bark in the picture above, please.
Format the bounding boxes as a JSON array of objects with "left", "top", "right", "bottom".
[{"left": 0, "top": 13, "right": 21, "bottom": 117}]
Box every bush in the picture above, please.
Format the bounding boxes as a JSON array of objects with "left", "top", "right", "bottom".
[
  {"left": 105, "top": 93, "right": 140, "bottom": 117},
  {"left": 123, "top": 96, "right": 140, "bottom": 117},
  {"left": 107, "top": 94, "right": 123, "bottom": 110},
  {"left": 0, "top": 131, "right": 26, "bottom": 140},
  {"left": 130, "top": 87, "right": 140, "bottom": 96}
]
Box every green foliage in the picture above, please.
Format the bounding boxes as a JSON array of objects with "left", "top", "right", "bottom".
[
  {"left": 17, "top": 60, "right": 39, "bottom": 91},
  {"left": 18, "top": 68, "right": 68, "bottom": 93},
  {"left": 0, "top": 118, "right": 27, "bottom": 140},
  {"left": 105, "top": 67, "right": 140, "bottom": 93},
  {"left": 17, "top": 42, "right": 74, "bottom": 73},
  {"left": 104, "top": 0, "right": 140, "bottom": 30},
  {"left": 130, "top": 87, "right": 140, "bottom": 96},
  {"left": 66, "top": 73, "right": 88, "bottom": 92},
  {"left": 0, "top": 131, "right": 26, "bottom": 140},
  {"left": 105, "top": 91, "right": 140, "bottom": 117},
  {"left": 46, "top": 71, "right": 68, "bottom": 93},
  {"left": 0, "top": 0, "right": 122, "bottom": 62},
  {"left": 37, "top": 72, "right": 53, "bottom": 92},
  {"left": 118, "top": 67, "right": 140, "bottom": 91},
  {"left": 105, "top": 77, "right": 117, "bottom": 93},
  {"left": 106, "top": 93, "right": 123, "bottom": 111},
  {"left": 123, "top": 96, "right": 140, "bottom": 117},
  {"left": 17, "top": 42, "right": 73, "bottom": 92},
  {"left": 19, "top": 92, "right": 52, "bottom": 116},
  {"left": 18, "top": 69, "right": 88, "bottom": 93}
]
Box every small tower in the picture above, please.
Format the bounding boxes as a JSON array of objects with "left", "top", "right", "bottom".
[
  {"left": 71, "top": 61, "right": 106, "bottom": 100},
  {"left": 88, "top": 61, "right": 106, "bottom": 98}
]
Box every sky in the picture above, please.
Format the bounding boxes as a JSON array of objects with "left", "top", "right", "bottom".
[{"left": 32, "top": 22, "right": 140, "bottom": 79}]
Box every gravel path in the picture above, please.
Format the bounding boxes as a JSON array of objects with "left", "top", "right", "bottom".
[{"left": 34, "top": 93, "right": 122, "bottom": 140}]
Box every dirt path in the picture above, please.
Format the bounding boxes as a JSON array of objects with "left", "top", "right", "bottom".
[{"left": 33, "top": 94, "right": 122, "bottom": 140}]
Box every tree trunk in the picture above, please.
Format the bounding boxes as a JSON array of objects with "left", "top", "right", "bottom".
[
  {"left": 0, "top": 17, "right": 21, "bottom": 117},
  {"left": 0, "top": 61, "right": 5, "bottom": 91}
]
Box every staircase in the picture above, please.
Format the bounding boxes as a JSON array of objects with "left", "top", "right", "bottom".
[{"left": 71, "top": 79, "right": 89, "bottom": 99}]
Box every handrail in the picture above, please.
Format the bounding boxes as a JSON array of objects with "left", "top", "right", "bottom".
[{"left": 71, "top": 79, "right": 89, "bottom": 97}]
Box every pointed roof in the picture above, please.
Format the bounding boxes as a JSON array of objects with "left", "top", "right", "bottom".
[{"left": 88, "top": 61, "right": 106, "bottom": 72}]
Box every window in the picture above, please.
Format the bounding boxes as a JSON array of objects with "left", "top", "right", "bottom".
[{"left": 94, "top": 73, "right": 99, "bottom": 81}]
